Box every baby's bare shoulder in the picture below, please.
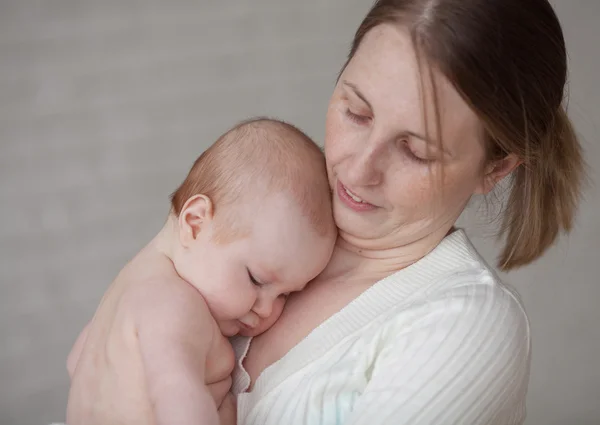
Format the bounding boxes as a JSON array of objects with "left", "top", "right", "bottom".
[{"left": 127, "top": 269, "right": 214, "bottom": 341}]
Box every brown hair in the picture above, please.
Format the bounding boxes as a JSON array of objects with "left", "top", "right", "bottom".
[
  {"left": 341, "top": 0, "right": 585, "bottom": 270},
  {"left": 171, "top": 118, "right": 334, "bottom": 243}
]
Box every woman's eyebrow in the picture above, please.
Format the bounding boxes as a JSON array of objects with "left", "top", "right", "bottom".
[{"left": 342, "top": 80, "right": 373, "bottom": 110}]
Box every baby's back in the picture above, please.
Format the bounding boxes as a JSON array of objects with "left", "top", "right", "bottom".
[{"left": 67, "top": 248, "right": 174, "bottom": 425}]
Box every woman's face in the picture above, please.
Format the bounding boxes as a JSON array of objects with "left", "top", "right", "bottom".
[{"left": 325, "top": 24, "right": 490, "bottom": 249}]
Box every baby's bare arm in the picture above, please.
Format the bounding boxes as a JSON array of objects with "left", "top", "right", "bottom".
[
  {"left": 137, "top": 282, "right": 219, "bottom": 425},
  {"left": 67, "top": 322, "right": 90, "bottom": 378}
]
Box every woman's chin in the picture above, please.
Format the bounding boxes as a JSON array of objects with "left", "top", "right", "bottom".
[{"left": 333, "top": 207, "right": 383, "bottom": 240}]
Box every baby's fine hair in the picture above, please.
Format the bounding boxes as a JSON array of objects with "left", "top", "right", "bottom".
[{"left": 170, "top": 117, "right": 334, "bottom": 243}]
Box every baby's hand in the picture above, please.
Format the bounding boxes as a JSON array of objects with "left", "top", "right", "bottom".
[
  {"left": 207, "top": 375, "right": 233, "bottom": 408},
  {"left": 204, "top": 329, "right": 235, "bottom": 407},
  {"left": 218, "top": 392, "right": 236, "bottom": 425}
]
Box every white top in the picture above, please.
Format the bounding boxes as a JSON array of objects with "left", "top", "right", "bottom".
[{"left": 230, "top": 229, "right": 531, "bottom": 425}]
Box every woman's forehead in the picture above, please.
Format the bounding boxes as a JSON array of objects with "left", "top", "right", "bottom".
[
  {"left": 341, "top": 24, "right": 482, "bottom": 151},
  {"left": 344, "top": 25, "right": 422, "bottom": 109}
]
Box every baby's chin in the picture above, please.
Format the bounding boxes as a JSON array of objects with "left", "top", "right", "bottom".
[
  {"left": 218, "top": 321, "right": 241, "bottom": 338},
  {"left": 218, "top": 321, "right": 264, "bottom": 338},
  {"left": 237, "top": 324, "right": 267, "bottom": 338}
]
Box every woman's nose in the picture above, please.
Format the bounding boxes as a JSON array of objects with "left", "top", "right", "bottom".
[{"left": 346, "top": 145, "right": 384, "bottom": 187}]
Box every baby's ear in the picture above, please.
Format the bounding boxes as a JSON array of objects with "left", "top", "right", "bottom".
[{"left": 178, "top": 194, "right": 214, "bottom": 246}]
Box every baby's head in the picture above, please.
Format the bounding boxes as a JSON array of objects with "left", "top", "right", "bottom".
[{"left": 169, "top": 118, "right": 336, "bottom": 337}]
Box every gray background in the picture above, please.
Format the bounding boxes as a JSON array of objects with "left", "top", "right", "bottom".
[{"left": 0, "top": 1, "right": 598, "bottom": 424}]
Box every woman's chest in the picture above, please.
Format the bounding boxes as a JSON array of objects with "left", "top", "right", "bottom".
[
  {"left": 243, "top": 277, "right": 373, "bottom": 387},
  {"left": 237, "top": 317, "right": 387, "bottom": 425}
]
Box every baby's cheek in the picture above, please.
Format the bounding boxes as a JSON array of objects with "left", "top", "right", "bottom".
[
  {"left": 263, "top": 297, "right": 287, "bottom": 329},
  {"left": 211, "top": 283, "right": 256, "bottom": 320},
  {"left": 271, "top": 297, "right": 286, "bottom": 322},
  {"left": 272, "top": 296, "right": 286, "bottom": 316},
  {"left": 230, "top": 285, "right": 258, "bottom": 316}
]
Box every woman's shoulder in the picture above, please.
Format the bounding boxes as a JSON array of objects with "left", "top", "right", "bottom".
[
  {"left": 367, "top": 232, "right": 531, "bottom": 404},
  {"left": 382, "top": 228, "right": 530, "bottom": 351},
  {"left": 354, "top": 232, "right": 531, "bottom": 425},
  {"left": 408, "top": 228, "right": 524, "bottom": 295},
  {"left": 429, "top": 228, "right": 527, "bottom": 308}
]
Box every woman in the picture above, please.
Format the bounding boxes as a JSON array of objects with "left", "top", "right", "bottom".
[{"left": 229, "top": 0, "right": 584, "bottom": 424}]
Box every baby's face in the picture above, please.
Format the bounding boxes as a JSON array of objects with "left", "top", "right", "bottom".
[{"left": 185, "top": 193, "right": 335, "bottom": 337}]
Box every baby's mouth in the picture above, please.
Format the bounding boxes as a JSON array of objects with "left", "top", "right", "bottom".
[{"left": 238, "top": 315, "right": 259, "bottom": 330}]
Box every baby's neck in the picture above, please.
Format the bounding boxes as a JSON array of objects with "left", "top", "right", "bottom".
[{"left": 152, "top": 213, "right": 181, "bottom": 262}]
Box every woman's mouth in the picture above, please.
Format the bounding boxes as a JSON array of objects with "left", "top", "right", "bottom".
[{"left": 337, "top": 180, "right": 377, "bottom": 212}]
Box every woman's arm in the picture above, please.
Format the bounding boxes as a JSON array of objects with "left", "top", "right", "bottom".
[{"left": 345, "top": 284, "right": 530, "bottom": 425}]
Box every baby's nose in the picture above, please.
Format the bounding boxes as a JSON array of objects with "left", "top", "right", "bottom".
[{"left": 253, "top": 297, "right": 273, "bottom": 319}]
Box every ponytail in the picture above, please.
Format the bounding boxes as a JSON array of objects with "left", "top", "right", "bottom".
[{"left": 498, "top": 107, "right": 585, "bottom": 270}]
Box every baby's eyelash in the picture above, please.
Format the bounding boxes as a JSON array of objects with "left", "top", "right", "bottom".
[{"left": 247, "top": 269, "right": 263, "bottom": 286}]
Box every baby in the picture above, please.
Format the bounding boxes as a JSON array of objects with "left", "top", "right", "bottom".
[{"left": 65, "top": 118, "right": 337, "bottom": 425}]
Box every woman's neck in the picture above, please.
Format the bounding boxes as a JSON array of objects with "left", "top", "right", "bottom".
[{"left": 322, "top": 227, "right": 453, "bottom": 282}]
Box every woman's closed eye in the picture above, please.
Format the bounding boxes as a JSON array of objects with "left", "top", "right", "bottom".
[
  {"left": 344, "top": 104, "right": 435, "bottom": 163},
  {"left": 402, "top": 144, "right": 432, "bottom": 164},
  {"left": 397, "top": 139, "right": 435, "bottom": 164},
  {"left": 344, "top": 111, "right": 434, "bottom": 163},
  {"left": 345, "top": 108, "right": 371, "bottom": 125}
]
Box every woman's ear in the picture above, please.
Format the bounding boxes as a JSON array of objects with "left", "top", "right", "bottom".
[
  {"left": 475, "top": 153, "right": 522, "bottom": 195},
  {"left": 178, "top": 194, "right": 214, "bottom": 247}
]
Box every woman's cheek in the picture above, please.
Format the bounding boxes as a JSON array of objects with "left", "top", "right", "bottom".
[
  {"left": 325, "top": 126, "right": 353, "bottom": 168},
  {"left": 325, "top": 104, "right": 345, "bottom": 144}
]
